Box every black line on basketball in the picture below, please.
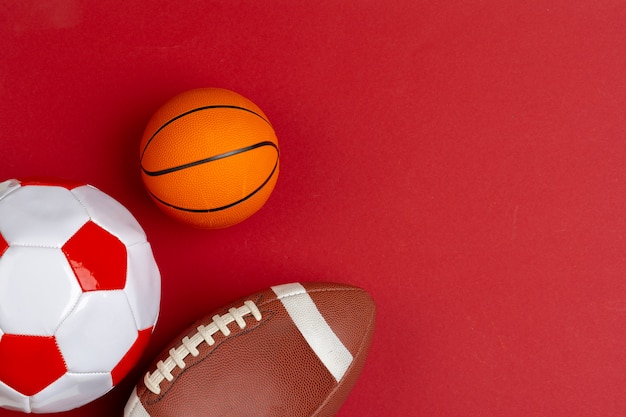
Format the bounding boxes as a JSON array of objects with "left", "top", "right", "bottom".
[
  {"left": 142, "top": 141, "right": 278, "bottom": 177},
  {"left": 140, "top": 105, "right": 272, "bottom": 162},
  {"left": 148, "top": 153, "right": 279, "bottom": 213}
]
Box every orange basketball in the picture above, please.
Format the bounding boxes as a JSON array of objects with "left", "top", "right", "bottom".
[{"left": 139, "top": 88, "right": 279, "bottom": 229}]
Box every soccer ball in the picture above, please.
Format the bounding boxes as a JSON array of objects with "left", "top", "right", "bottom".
[{"left": 0, "top": 178, "right": 161, "bottom": 413}]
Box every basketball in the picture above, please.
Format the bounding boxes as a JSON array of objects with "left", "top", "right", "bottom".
[{"left": 139, "top": 88, "right": 280, "bottom": 229}]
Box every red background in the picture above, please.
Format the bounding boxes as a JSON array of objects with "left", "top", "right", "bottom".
[{"left": 1, "top": 1, "right": 626, "bottom": 416}]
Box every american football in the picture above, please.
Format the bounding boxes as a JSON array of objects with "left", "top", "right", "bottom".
[{"left": 124, "top": 281, "right": 375, "bottom": 417}]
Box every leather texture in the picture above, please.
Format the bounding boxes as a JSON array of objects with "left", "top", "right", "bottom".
[{"left": 125, "top": 282, "right": 375, "bottom": 417}]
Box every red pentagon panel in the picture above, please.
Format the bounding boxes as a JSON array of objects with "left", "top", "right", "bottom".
[
  {"left": 62, "top": 221, "right": 128, "bottom": 291},
  {"left": 18, "top": 177, "right": 87, "bottom": 190},
  {"left": 0, "top": 233, "right": 8, "bottom": 257},
  {"left": 0, "top": 334, "right": 67, "bottom": 396},
  {"left": 111, "top": 327, "right": 152, "bottom": 386}
]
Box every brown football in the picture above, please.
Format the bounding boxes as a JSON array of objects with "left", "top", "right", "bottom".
[{"left": 124, "top": 282, "right": 376, "bottom": 417}]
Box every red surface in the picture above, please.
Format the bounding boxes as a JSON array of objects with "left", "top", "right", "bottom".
[
  {"left": 1, "top": 1, "right": 626, "bottom": 416},
  {"left": 18, "top": 177, "right": 86, "bottom": 190}
]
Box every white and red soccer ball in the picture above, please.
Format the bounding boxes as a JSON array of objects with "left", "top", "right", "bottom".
[{"left": 0, "top": 178, "right": 161, "bottom": 413}]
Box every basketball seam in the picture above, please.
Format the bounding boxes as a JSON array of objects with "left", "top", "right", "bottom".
[
  {"left": 141, "top": 141, "right": 277, "bottom": 177},
  {"left": 140, "top": 105, "right": 273, "bottom": 162},
  {"left": 147, "top": 145, "right": 279, "bottom": 213}
]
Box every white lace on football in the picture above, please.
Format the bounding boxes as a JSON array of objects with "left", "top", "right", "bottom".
[{"left": 144, "top": 300, "right": 262, "bottom": 395}]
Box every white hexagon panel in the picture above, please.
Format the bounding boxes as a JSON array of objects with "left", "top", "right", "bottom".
[
  {"left": 0, "top": 246, "right": 82, "bottom": 336},
  {"left": 0, "top": 178, "right": 161, "bottom": 413},
  {"left": 0, "top": 181, "right": 90, "bottom": 248}
]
